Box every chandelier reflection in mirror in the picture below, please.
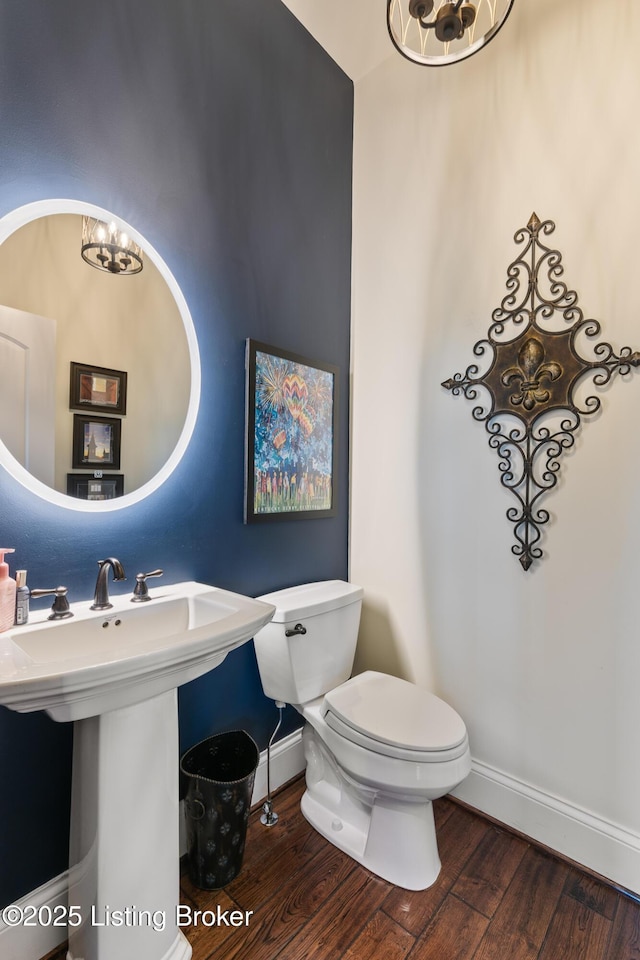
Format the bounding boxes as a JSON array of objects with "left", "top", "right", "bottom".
[
  {"left": 81, "top": 216, "right": 143, "bottom": 275},
  {"left": 387, "top": 0, "right": 515, "bottom": 66},
  {"left": 442, "top": 214, "right": 640, "bottom": 570}
]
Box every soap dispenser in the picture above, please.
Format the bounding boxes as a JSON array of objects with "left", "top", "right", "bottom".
[{"left": 0, "top": 549, "right": 16, "bottom": 633}]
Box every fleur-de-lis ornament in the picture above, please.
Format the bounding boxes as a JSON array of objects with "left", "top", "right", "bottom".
[
  {"left": 502, "top": 338, "right": 562, "bottom": 411},
  {"left": 442, "top": 214, "right": 640, "bottom": 570}
]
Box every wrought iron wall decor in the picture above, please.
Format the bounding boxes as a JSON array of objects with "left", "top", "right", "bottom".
[{"left": 442, "top": 213, "right": 640, "bottom": 570}]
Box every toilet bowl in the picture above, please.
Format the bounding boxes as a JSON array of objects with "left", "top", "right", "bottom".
[{"left": 253, "top": 580, "right": 471, "bottom": 890}]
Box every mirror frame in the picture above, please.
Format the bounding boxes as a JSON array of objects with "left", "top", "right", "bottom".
[{"left": 0, "top": 199, "right": 201, "bottom": 511}]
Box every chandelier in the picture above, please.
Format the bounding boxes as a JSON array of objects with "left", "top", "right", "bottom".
[
  {"left": 387, "top": 0, "right": 515, "bottom": 66},
  {"left": 81, "top": 216, "right": 143, "bottom": 275}
]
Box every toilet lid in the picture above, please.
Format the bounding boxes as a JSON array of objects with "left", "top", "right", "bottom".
[{"left": 321, "top": 671, "right": 467, "bottom": 753}]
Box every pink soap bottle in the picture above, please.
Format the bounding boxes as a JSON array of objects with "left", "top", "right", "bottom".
[{"left": 0, "top": 549, "right": 16, "bottom": 633}]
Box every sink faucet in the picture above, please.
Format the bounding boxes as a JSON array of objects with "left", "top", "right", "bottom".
[{"left": 91, "top": 558, "right": 126, "bottom": 611}]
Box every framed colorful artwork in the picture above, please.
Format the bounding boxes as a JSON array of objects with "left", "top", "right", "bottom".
[
  {"left": 245, "top": 340, "right": 338, "bottom": 522},
  {"left": 72, "top": 414, "right": 122, "bottom": 470},
  {"left": 69, "top": 361, "right": 127, "bottom": 415}
]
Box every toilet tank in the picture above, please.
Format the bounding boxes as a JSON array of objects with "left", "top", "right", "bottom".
[{"left": 253, "top": 580, "right": 364, "bottom": 705}]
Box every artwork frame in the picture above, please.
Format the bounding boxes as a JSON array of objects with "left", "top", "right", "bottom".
[
  {"left": 72, "top": 414, "right": 122, "bottom": 470},
  {"left": 245, "top": 339, "right": 339, "bottom": 522},
  {"left": 69, "top": 361, "right": 127, "bottom": 415},
  {"left": 66, "top": 473, "right": 124, "bottom": 501}
]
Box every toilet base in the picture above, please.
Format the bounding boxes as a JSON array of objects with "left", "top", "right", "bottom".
[{"left": 300, "top": 738, "right": 442, "bottom": 890}]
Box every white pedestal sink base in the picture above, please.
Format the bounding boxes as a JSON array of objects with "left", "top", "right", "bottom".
[
  {"left": 66, "top": 690, "right": 191, "bottom": 960},
  {"left": 0, "top": 581, "right": 276, "bottom": 959}
]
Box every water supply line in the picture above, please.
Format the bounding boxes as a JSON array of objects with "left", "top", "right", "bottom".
[{"left": 261, "top": 699, "right": 285, "bottom": 826}]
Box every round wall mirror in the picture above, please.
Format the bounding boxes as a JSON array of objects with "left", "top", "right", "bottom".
[{"left": 0, "top": 200, "right": 200, "bottom": 511}]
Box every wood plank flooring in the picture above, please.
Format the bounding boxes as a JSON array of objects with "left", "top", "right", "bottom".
[{"left": 41, "top": 775, "right": 640, "bottom": 960}]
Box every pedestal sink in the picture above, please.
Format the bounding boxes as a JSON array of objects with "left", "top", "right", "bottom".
[{"left": 0, "top": 581, "right": 275, "bottom": 960}]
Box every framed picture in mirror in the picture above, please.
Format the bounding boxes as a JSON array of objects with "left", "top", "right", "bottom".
[
  {"left": 72, "top": 414, "right": 122, "bottom": 470},
  {"left": 66, "top": 473, "right": 124, "bottom": 500},
  {"left": 70, "top": 361, "right": 127, "bottom": 415}
]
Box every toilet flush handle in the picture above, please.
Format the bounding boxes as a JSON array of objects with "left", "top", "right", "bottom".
[{"left": 285, "top": 623, "right": 307, "bottom": 637}]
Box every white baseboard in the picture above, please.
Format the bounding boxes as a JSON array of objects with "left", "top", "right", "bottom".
[
  {"left": 452, "top": 759, "right": 640, "bottom": 896},
  {"left": 0, "top": 729, "right": 305, "bottom": 960},
  {"left": 0, "top": 871, "right": 69, "bottom": 960}
]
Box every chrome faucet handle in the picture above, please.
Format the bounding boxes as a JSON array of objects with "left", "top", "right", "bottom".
[
  {"left": 131, "top": 569, "right": 164, "bottom": 602},
  {"left": 30, "top": 586, "right": 73, "bottom": 620}
]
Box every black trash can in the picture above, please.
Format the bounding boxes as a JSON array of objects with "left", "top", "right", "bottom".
[{"left": 181, "top": 730, "right": 259, "bottom": 889}]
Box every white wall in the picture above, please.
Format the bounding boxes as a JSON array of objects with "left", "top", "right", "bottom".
[
  {"left": 351, "top": 0, "right": 640, "bottom": 891},
  {"left": 278, "top": 0, "right": 391, "bottom": 81}
]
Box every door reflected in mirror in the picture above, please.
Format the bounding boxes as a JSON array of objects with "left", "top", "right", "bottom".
[{"left": 0, "top": 204, "right": 199, "bottom": 510}]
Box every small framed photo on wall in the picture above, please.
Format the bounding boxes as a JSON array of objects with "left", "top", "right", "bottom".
[
  {"left": 66, "top": 473, "right": 124, "bottom": 500},
  {"left": 69, "top": 361, "right": 127, "bottom": 415},
  {"left": 72, "top": 414, "right": 122, "bottom": 470}
]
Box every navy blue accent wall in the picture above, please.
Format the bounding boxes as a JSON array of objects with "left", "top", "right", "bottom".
[{"left": 0, "top": 1, "right": 353, "bottom": 907}]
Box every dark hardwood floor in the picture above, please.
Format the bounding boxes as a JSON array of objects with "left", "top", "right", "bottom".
[{"left": 41, "top": 775, "right": 640, "bottom": 960}]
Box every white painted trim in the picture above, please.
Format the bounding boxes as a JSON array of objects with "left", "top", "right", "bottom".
[
  {"left": 452, "top": 759, "right": 640, "bottom": 895},
  {"left": 0, "top": 871, "right": 69, "bottom": 960},
  {"left": 0, "top": 730, "right": 305, "bottom": 960}
]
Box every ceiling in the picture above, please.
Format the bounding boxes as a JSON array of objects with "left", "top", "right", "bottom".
[{"left": 279, "top": 0, "right": 393, "bottom": 82}]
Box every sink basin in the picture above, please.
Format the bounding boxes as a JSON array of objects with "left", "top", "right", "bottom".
[
  {"left": 0, "top": 580, "right": 276, "bottom": 960},
  {"left": 0, "top": 580, "right": 275, "bottom": 720}
]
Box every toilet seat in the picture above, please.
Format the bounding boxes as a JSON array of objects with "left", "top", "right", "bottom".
[{"left": 321, "top": 671, "right": 469, "bottom": 763}]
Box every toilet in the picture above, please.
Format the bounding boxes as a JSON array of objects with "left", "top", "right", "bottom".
[{"left": 253, "top": 580, "right": 471, "bottom": 890}]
